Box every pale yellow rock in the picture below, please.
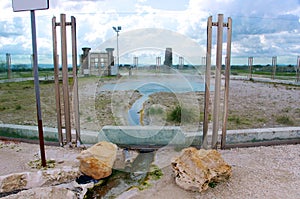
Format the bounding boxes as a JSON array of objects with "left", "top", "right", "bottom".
[
  {"left": 77, "top": 141, "right": 118, "bottom": 180},
  {"left": 0, "top": 167, "right": 79, "bottom": 193},
  {"left": 2, "top": 187, "right": 77, "bottom": 199},
  {"left": 171, "top": 147, "right": 232, "bottom": 192}
]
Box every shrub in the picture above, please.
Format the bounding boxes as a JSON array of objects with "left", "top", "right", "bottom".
[
  {"left": 167, "top": 105, "right": 195, "bottom": 124},
  {"left": 276, "top": 115, "right": 294, "bottom": 125},
  {"left": 147, "top": 107, "right": 163, "bottom": 116}
]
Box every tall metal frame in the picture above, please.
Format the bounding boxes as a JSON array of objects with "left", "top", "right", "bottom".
[
  {"left": 202, "top": 14, "right": 232, "bottom": 149},
  {"left": 52, "top": 14, "right": 81, "bottom": 146}
]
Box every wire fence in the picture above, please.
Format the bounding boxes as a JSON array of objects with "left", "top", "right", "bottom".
[{"left": 1, "top": 53, "right": 299, "bottom": 81}]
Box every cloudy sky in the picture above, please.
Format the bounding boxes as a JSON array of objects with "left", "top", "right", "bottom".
[{"left": 1, "top": 0, "right": 300, "bottom": 65}]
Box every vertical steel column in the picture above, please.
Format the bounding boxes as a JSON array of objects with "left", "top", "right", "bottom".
[
  {"left": 248, "top": 57, "right": 253, "bottom": 79},
  {"left": 202, "top": 16, "right": 212, "bottom": 149},
  {"left": 272, "top": 56, "right": 277, "bottom": 80},
  {"left": 6, "top": 53, "right": 11, "bottom": 79},
  {"left": 221, "top": 17, "right": 232, "bottom": 149},
  {"left": 52, "top": 17, "right": 63, "bottom": 146},
  {"left": 297, "top": 56, "right": 300, "bottom": 82},
  {"left": 30, "top": 10, "right": 46, "bottom": 167},
  {"left": 71, "top": 16, "right": 81, "bottom": 145},
  {"left": 60, "top": 14, "right": 72, "bottom": 144},
  {"left": 211, "top": 14, "right": 224, "bottom": 149}
]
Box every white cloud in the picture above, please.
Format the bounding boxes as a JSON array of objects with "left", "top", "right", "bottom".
[{"left": 0, "top": 0, "right": 300, "bottom": 65}]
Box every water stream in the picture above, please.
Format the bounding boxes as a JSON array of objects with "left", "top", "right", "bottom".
[
  {"left": 84, "top": 152, "right": 155, "bottom": 198},
  {"left": 99, "top": 76, "right": 206, "bottom": 125},
  {"left": 93, "top": 75, "right": 206, "bottom": 197}
]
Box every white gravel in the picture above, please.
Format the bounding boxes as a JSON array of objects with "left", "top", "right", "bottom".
[{"left": 131, "top": 144, "right": 300, "bottom": 199}]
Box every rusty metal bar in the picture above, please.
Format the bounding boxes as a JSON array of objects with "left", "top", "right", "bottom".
[
  {"left": 212, "top": 14, "right": 224, "bottom": 149},
  {"left": 202, "top": 16, "right": 212, "bottom": 149},
  {"left": 52, "top": 17, "right": 63, "bottom": 146},
  {"left": 221, "top": 17, "right": 232, "bottom": 150},
  {"left": 30, "top": 10, "right": 46, "bottom": 167},
  {"left": 71, "top": 16, "right": 81, "bottom": 145},
  {"left": 60, "top": 14, "right": 72, "bottom": 144}
]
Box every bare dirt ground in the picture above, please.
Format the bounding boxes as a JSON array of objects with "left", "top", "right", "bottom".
[
  {"left": 0, "top": 75, "right": 299, "bottom": 131},
  {"left": 0, "top": 140, "right": 80, "bottom": 176}
]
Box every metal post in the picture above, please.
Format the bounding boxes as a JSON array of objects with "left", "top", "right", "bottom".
[
  {"left": 117, "top": 31, "right": 119, "bottom": 70},
  {"left": 248, "top": 57, "right": 253, "bottom": 79},
  {"left": 60, "top": 14, "right": 72, "bottom": 144},
  {"left": 30, "top": 10, "right": 46, "bottom": 167},
  {"left": 212, "top": 14, "right": 224, "bottom": 149},
  {"left": 297, "top": 56, "right": 300, "bottom": 82},
  {"left": 272, "top": 56, "right": 277, "bottom": 80},
  {"left": 202, "top": 16, "right": 212, "bottom": 149},
  {"left": 221, "top": 17, "right": 232, "bottom": 149},
  {"left": 6, "top": 53, "right": 11, "bottom": 79},
  {"left": 158, "top": 57, "right": 161, "bottom": 71},
  {"left": 52, "top": 17, "right": 63, "bottom": 146},
  {"left": 71, "top": 16, "right": 81, "bottom": 146},
  {"left": 179, "top": 57, "right": 184, "bottom": 69}
]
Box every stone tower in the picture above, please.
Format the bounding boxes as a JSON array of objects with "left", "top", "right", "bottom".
[{"left": 163, "top": 47, "right": 173, "bottom": 67}]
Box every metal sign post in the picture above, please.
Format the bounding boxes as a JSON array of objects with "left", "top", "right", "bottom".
[
  {"left": 30, "top": 10, "right": 46, "bottom": 167},
  {"left": 12, "top": 0, "right": 49, "bottom": 167}
]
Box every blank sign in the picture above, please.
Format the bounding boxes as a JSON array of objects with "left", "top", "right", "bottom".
[{"left": 12, "top": 0, "right": 49, "bottom": 12}]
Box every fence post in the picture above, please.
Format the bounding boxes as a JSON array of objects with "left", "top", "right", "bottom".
[
  {"left": 221, "top": 17, "right": 232, "bottom": 149},
  {"left": 211, "top": 14, "right": 224, "bottom": 149},
  {"left": 6, "top": 53, "right": 11, "bottom": 79},
  {"left": 52, "top": 17, "right": 63, "bottom": 146},
  {"left": 248, "top": 57, "right": 253, "bottom": 79},
  {"left": 71, "top": 16, "right": 81, "bottom": 146},
  {"left": 297, "top": 56, "right": 300, "bottom": 82},
  {"left": 156, "top": 56, "right": 161, "bottom": 72},
  {"left": 60, "top": 14, "right": 72, "bottom": 144},
  {"left": 202, "top": 16, "right": 212, "bottom": 149},
  {"left": 272, "top": 56, "right": 277, "bottom": 80}
]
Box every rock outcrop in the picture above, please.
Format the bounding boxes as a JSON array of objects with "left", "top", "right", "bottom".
[
  {"left": 0, "top": 167, "right": 80, "bottom": 193},
  {"left": 2, "top": 187, "right": 77, "bottom": 199},
  {"left": 171, "top": 147, "right": 232, "bottom": 192},
  {"left": 77, "top": 141, "right": 117, "bottom": 180}
]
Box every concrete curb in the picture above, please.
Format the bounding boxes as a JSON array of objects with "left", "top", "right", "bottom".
[{"left": 0, "top": 124, "right": 299, "bottom": 148}]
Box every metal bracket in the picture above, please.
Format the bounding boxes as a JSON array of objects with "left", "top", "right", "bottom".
[
  {"left": 212, "top": 22, "right": 228, "bottom": 27},
  {"left": 55, "top": 22, "right": 72, "bottom": 27}
]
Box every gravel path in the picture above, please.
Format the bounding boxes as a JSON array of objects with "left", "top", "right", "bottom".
[{"left": 130, "top": 144, "right": 300, "bottom": 199}]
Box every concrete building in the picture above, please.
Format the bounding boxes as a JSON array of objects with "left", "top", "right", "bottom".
[{"left": 80, "top": 47, "right": 116, "bottom": 76}]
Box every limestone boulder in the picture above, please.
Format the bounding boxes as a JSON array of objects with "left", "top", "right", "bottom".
[
  {"left": 0, "top": 167, "right": 80, "bottom": 193},
  {"left": 171, "top": 147, "right": 232, "bottom": 192},
  {"left": 77, "top": 141, "right": 117, "bottom": 180},
  {"left": 2, "top": 187, "right": 77, "bottom": 199}
]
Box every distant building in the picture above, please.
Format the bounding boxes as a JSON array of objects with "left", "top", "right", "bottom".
[
  {"left": 163, "top": 47, "right": 173, "bottom": 67},
  {"left": 80, "top": 47, "right": 116, "bottom": 76}
]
